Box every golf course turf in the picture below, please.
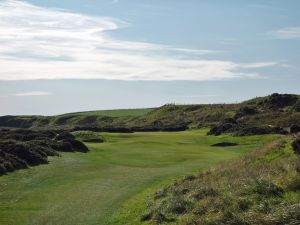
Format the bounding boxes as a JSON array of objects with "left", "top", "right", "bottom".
[{"left": 0, "top": 130, "right": 276, "bottom": 225}]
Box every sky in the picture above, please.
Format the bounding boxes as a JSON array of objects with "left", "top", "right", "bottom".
[{"left": 0, "top": 0, "right": 299, "bottom": 115}]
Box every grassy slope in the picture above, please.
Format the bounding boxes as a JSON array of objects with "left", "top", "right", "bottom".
[
  {"left": 133, "top": 136, "right": 300, "bottom": 225},
  {"left": 0, "top": 130, "right": 275, "bottom": 225},
  {"left": 1, "top": 94, "right": 300, "bottom": 130},
  {"left": 59, "top": 108, "right": 154, "bottom": 117}
]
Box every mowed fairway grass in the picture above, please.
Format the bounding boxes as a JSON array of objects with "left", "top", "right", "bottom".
[{"left": 0, "top": 130, "right": 275, "bottom": 225}]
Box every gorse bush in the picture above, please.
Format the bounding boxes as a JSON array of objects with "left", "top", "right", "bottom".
[
  {"left": 293, "top": 99, "right": 300, "bottom": 112},
  {"left": 261, "top": 93, "right": 298, "bottom": 110},
  {"left": 0, "top": 129, "right": 88, "bottom": 175},
  {"left": 290, "top": 125, "right": 300, "bottom": 133},
  {"left": 207, "top": 118, "right": 288, "bottom": 136}
]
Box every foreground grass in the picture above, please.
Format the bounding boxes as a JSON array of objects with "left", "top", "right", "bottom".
[
  {"left": 141, "top": 136, "right": 300, "bottom": 225},
  {"left": 0, "top": 130, "right": 275, "bottom": 225}
]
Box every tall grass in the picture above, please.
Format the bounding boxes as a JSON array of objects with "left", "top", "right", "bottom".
[{"left": 143, "top": 136, "right": 300, "bottom": 225}]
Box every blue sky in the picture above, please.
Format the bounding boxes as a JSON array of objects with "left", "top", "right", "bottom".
[{"left": 0, "top": 0, "right": 299, "bottom": 115}]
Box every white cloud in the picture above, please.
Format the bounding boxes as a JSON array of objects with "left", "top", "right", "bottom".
[
  {"left": 0, "top": 0, "right": 276, "bottom": 81},
  {"left": 269, "top": 27, "right": 300, "bottom": 39},
  {"left": 240, "top": 62, "right": 278, "bottom": 68},
  {"left": 13, "top": 91, "right": 53, "bottom": 96}
]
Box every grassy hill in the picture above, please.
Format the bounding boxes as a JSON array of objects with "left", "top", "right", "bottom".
[
  {"left": 59, "top": 108, "right": 153, "bottom": 117},
  {"left": 0, "top": 130, "right": 275, "bottom": 225},
  {"left": 0, "top": 93, "right": 299, "bottom": 133}
]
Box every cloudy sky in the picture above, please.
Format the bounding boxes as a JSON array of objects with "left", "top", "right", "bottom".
[{"left": 0, "top": 0, "right": 299, "bottom": 115}]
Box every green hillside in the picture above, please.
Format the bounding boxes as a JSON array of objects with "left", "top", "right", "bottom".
[
  {"left": 0, "top": 93, "right": 299, "bottom": 133},
  {"left": 60, "top": 108, "right": 154, "bottom": 117}
]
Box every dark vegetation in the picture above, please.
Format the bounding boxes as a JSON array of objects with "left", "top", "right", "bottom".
[
  {"left": 0, "top": 93, "right": 299, "bottom": 136},
  {"left": 292, "top": 137, "right": 300, "bottom": 174},
  {"left": 291, "top": 125, "right": 300, "bottom": 134},
  {"left": 142, "top": 136, "right": 300, "bottom": 225},
  {"left": 207, "top": 118, "right": 288, "bottom": 136},
  {"left": 0, "top": 129, "right": 88, "bottom": 175},
  {"left": 208, "top": 93, "right": 300, "bottom": 136}
]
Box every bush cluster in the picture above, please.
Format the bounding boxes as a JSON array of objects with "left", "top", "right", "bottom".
[
  {"left": 0, "top": 129, "right": 88, "bottom": 175},
  {"left": 207, "top": 118, "right": 288, "bottom": 136}
]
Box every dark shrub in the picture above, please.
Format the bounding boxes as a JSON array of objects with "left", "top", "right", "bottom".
[
  {"left": 207, "top": 123, "right": 235, "bottom": 136},
  {"left": 3, "top": 161, "right": 14, "bottom": 172},
  {"left": 234, "top": 106, "right": 257, "bottom": 119},
  {"left": 264, "top": 93, "right": 298, "bottom": 110},
  {"left": 4, "top": 141, "right": 49, "bottom": 166},
  {"left": 291, "top": 125, "right": 300, "bottom": 133},
  {"left": 255, "top": 179, "right": 283, "bottom": 196},
  {"left": 223, "top": 118, "right": 238, "bottom": 124},
  {"left": 0, "top": 151, "right": 28, "bottom": 175},
  {"left": 0, "top": 116, "right": 34, "bottom": 128},
  {"left": 235, "top": 126, "right": 288, "bottom": 136},
  {"left": 0, "top": 164, "right": 6, "bottom": 175},
  {"left": 69, "top": 139, "right": 89, "bottom": 152},
  {"left": 53, "top": 141, "right": 73, "bottom": 152},
  {"left": 293, "top": 99, "right": 300, "bottom": 112},
  {"left": 207, "top": 118, "right": 238, "bottom": 135},
  {"left": 54, "top": 131, "right": 75, "bottom": 141},
  {"left": 0, "top": 129, "right": 88, "bottom": 175},
  {"left": 291, "top": 139, "right": 300, "bottom": 155}
]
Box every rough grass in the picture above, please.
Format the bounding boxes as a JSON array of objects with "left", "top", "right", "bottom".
[
  {"left": 72, "top": 130, "right": 105, "bottom": 143},
  {"left": 0, "top": 130, "right": 275, "bottom": 225},
  {"left": 139, "top": 136, "right": 300, "bottom": 225}
]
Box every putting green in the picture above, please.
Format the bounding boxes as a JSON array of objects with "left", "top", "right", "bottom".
[{"left": 0, "top": 130, "right": 275, "bottom": 225}]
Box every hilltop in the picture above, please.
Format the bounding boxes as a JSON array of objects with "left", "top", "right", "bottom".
[{"left": 0, "top": 93, "right": 299, "bottom": 134}]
